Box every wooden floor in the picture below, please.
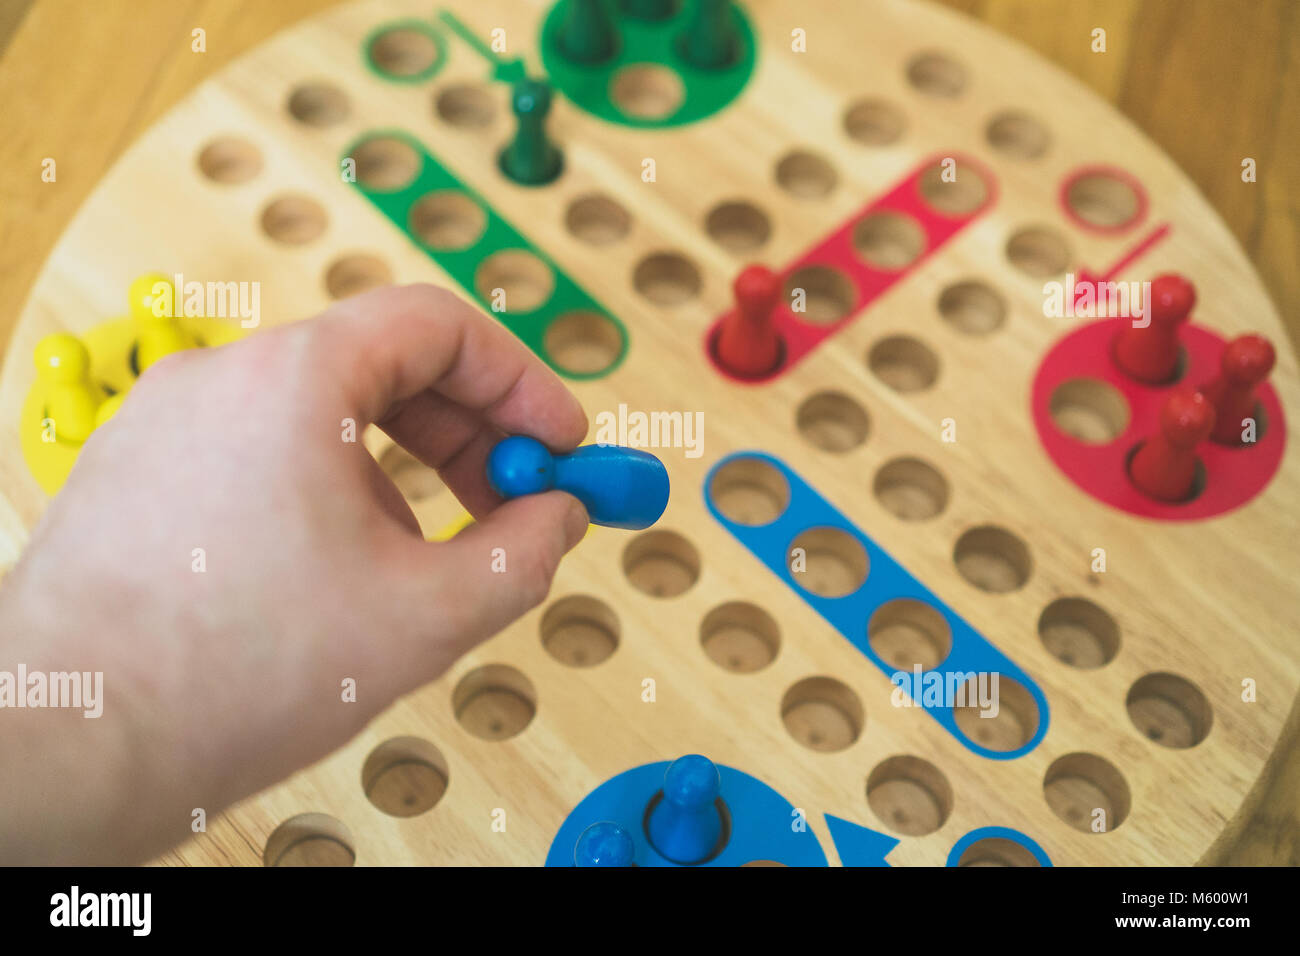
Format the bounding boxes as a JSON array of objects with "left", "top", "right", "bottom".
[{"left": 0, "top": 0, "right": 1295, "bottom": 864}]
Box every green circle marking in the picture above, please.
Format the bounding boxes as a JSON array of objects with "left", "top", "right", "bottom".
[
  {"left": 364, "top": 19, "right": 448, "bottom": 84},
  {"left": 540, "top": 0, "right": 757, "bottom": 128}
]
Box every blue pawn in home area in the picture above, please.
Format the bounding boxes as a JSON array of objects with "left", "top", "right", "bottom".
[
  {"left": 647, "top": 754, "right": 725, "bottom": 865},
  {"left": 573, "top": 821, "right": 635, "bottom": 867},
  {"left": 486, "top": 436, "right": 670, "bottom": 530}
]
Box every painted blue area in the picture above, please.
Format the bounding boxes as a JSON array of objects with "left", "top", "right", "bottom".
[
  {"left": 703, "top": 452, "right": 1050, "bottom": 760},
  {"left": 824, "top": 815, "right": 900, "bottom": 866},
  {"left": 487, "top": 436, "right": 670, "bottom": 530},
  {"left": 545, "top": 761, "right": 829, "bottom": 866},
  {"left": 946, "top": 827, "right": 1054, "bottom": 867}
]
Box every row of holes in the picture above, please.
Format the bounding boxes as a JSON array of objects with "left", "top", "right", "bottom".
[
  {"left": 262, "top": 814, "right": 1043, "bottom": 867},
  {"left": 376, "top": 437, "right": 1132, "bottom": 684},
  {"left": 378, "top": 433, "right": 1152, "bottom": 679},
  {"left": 364, "top": 23, "right": 1049, "bottom": 172},
  {"left": 258, "top": 741, "right": 1036, "bottom": 866},
  {"left": 704, "top": 451, "right": 1209, "bottom": 731},
  {"left": 541, "top": 587, "right": 1192, "bottom": 739},
  {"left": 340, "top": 130, "right": 997, "bottom": 310},
  {"left": 859, "top": 53, "right": 1145, "bottom": 230},
  {"left": 577, "top": 522, "right": 1203, "bottom": 752},
  {"left": 262, "top": 652, "right": 1194, "bottom": 867},
  {"left": 198, "top": 66, "right": 1125, "bottom": 324},
  {"left": 363, "top": 25, "right": 1079, "bottom": 191},
  {"left": 198, "top": 157, "right": 1009, "bottom": 376}
]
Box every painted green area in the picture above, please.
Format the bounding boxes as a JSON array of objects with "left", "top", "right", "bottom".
[
  {"left": 344, "top": 131, "right": 627, "bottom": 380},
  {"left": 437, "top": 9, "right": 527, "bottom": 83},
  {"left": 364, "top": 19, "right": 447, "bottom": 84},
  {"left": 540, "top": 0, "right": 757, "bottom": 128}
]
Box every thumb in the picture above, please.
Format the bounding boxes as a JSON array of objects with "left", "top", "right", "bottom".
[{"left": 395, "top": 491, "right": 589, "bottom": 663}]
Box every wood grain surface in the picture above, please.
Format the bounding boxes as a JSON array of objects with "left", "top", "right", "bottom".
[
  {"left": 2, "top": 0, "right": 1295, "bottom": 356},
  {"left": 0, "top": 0, "right": 1295, "bottom": 865}
]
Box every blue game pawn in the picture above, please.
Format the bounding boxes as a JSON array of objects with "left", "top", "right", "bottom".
[
  {"left": 486, "top": 436, "right": 670, "bottom": 530},
  {"left": 647, "top": 754, "right": 724, "bottom": 864},
  {"left": 574, "top": 821, "right": 635, "bottom": 867}
]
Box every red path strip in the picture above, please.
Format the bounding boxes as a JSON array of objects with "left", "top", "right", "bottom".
[{"left": 705, "top": 155, "right": 997, "bottom": 382}]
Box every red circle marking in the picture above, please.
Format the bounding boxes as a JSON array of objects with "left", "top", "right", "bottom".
[
  {"left": 1059, "top": 165, "right": 1149, "bottom": 235},
  {"left": 1032, "top": 318, "right": 1286, "bottom": 521}
]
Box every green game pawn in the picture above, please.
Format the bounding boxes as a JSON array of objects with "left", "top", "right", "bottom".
[
  {"left": 499, "top": 78, "right": 564, "bottom": 186},
  {"left": 621, "top": 0, "right": 676, "bottom": 20},
  {"left": 561, "top": 0, "right": 618, "bottom": 63},
  {"left": 679, "top": 0, "right": 739, "bottom": 70}
]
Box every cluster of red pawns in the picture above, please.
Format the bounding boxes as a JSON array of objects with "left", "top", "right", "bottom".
[
  {"left": 1116, "top": 275, "right": 1275, "bottom": 501},
  {"left": 714, "top": 265, "right": 1278, "bottom": 506}
]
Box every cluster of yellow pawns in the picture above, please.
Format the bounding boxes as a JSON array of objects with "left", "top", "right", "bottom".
[
  {"left": 34, "top": 273, "right": 198, "bottom": 440},
  {"left": 23, "top": 273, "right": 239, "bottom": 494},
  {"left": 26, "top": 275, "right": 481, "bottom": 539}
]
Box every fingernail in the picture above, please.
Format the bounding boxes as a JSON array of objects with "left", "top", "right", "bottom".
[{"left": 563, "top": 498, "right": 590, "bottom": 549}]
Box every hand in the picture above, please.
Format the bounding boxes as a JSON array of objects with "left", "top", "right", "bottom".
[{"left": 0, "top": 284, "right": 589, "bottom": 864}]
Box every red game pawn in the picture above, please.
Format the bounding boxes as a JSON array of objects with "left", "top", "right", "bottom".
[
  {"left": 1128, "top": 387, "right": 1215, "bottom": 502},
  {"left": 714, "top": 264, "right": 784, "bottom": 378},
  {"left": 1200, "top": 334, "right": 1275, "bottom": 445},
  {"left": 1112, "top": 273, "right": 1196, "bottom": 384}
]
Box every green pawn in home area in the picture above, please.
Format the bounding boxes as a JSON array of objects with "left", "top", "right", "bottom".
[
  {"left": 559, "top": 0, "right": 617, "bottom": 63},
  {"left": 499, "top": 78, "right": 564, "bottom": 187},
  {"left": 680, "top": 0, "right": 743, "bottom": 69},
  {"left": 557, "top": 0, "right": 743, "bottom": 70}
]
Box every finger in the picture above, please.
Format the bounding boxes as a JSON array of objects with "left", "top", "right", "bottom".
[
  {"left": 361, "top": 453, "right": 423, "bottom": 536},
  {"left": 374, "top": 390, "right": 504, "bottom": 519},
  {"left": 316, "top": 283, "right": 587, "bottom": 450},
  {"left": 423, "top": 426, "right": 505, "bottom": 520},
  {"left": 390, "top": 492, "right": 588, "bottom": 663}
]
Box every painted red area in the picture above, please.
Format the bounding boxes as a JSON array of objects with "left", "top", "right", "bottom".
[
  {"left": 1060, "top": 164, "right": 1150, "bottom": 235},
  {"left": 1075, "top": 223, "right": 1171, "bottom": 295},
  {"left": 1071, "top": 222, "right": 1173, "bottom": 329},
  {"left": 1031, "top": 318, "right": 1286, "bottom": 521},
  {"left": 705, "top": 154, "right": 997, "bottom": 382}
]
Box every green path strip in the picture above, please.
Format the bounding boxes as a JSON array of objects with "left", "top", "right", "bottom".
[
  {"left": 540, "top": 0, "right": 757, "bottom": 128},
  {"left": 345, "top": 131, "right": 628, "bottom": 380},
  {"left": 437, "top": 9, "right": 527, "bottom": 83}
]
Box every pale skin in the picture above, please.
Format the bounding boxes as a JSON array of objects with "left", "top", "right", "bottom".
[{"left": 0, "top": 284, "right": 590, "bottom": 865}]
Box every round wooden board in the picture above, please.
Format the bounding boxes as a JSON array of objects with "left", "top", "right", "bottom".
[{"left": 2, "top": 0, "right": 1297, "bottom": 866}]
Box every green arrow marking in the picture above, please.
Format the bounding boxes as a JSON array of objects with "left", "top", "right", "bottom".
[{"left": 437, "top": 9, "right": 527, "bottom": 83}]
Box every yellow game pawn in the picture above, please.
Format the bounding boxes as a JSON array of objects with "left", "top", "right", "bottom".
[
  {"left": 128, "top": 272, "right": 196, "bottom": 371},
  {"left": 95, "top": 392, "right": 127, "bottom": 428},
  {"left": 136, "top": 313, "right": 197, "bottom": 371},
  {"left": 127, "top": 271, "right": 176, "bottom": 321},
  {"left": 33, "top": 333, "right": 102, "bottom": 443}
]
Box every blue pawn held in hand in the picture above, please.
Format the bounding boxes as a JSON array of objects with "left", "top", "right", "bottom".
[
  {"left": 647, "top": 754, "right": 725, "bottom": 865},
  {"left": 574, "top": 821, "right": 635, "bottom": 867},
  {"left": 486, "top": 435, "right": 670, "bottom": 530}
]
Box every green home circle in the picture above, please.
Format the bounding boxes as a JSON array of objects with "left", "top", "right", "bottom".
[{"left": 540, "top": 0, "right": 758, "bottom": 128}]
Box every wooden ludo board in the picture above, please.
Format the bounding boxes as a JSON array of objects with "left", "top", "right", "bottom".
[{"left": 1, "top": 0, "right": 1297, "bottom": 866}]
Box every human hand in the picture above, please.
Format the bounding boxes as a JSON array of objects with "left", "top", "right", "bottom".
[{"left": 0, "top": 283, "right": 589, "bottom": 864}]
